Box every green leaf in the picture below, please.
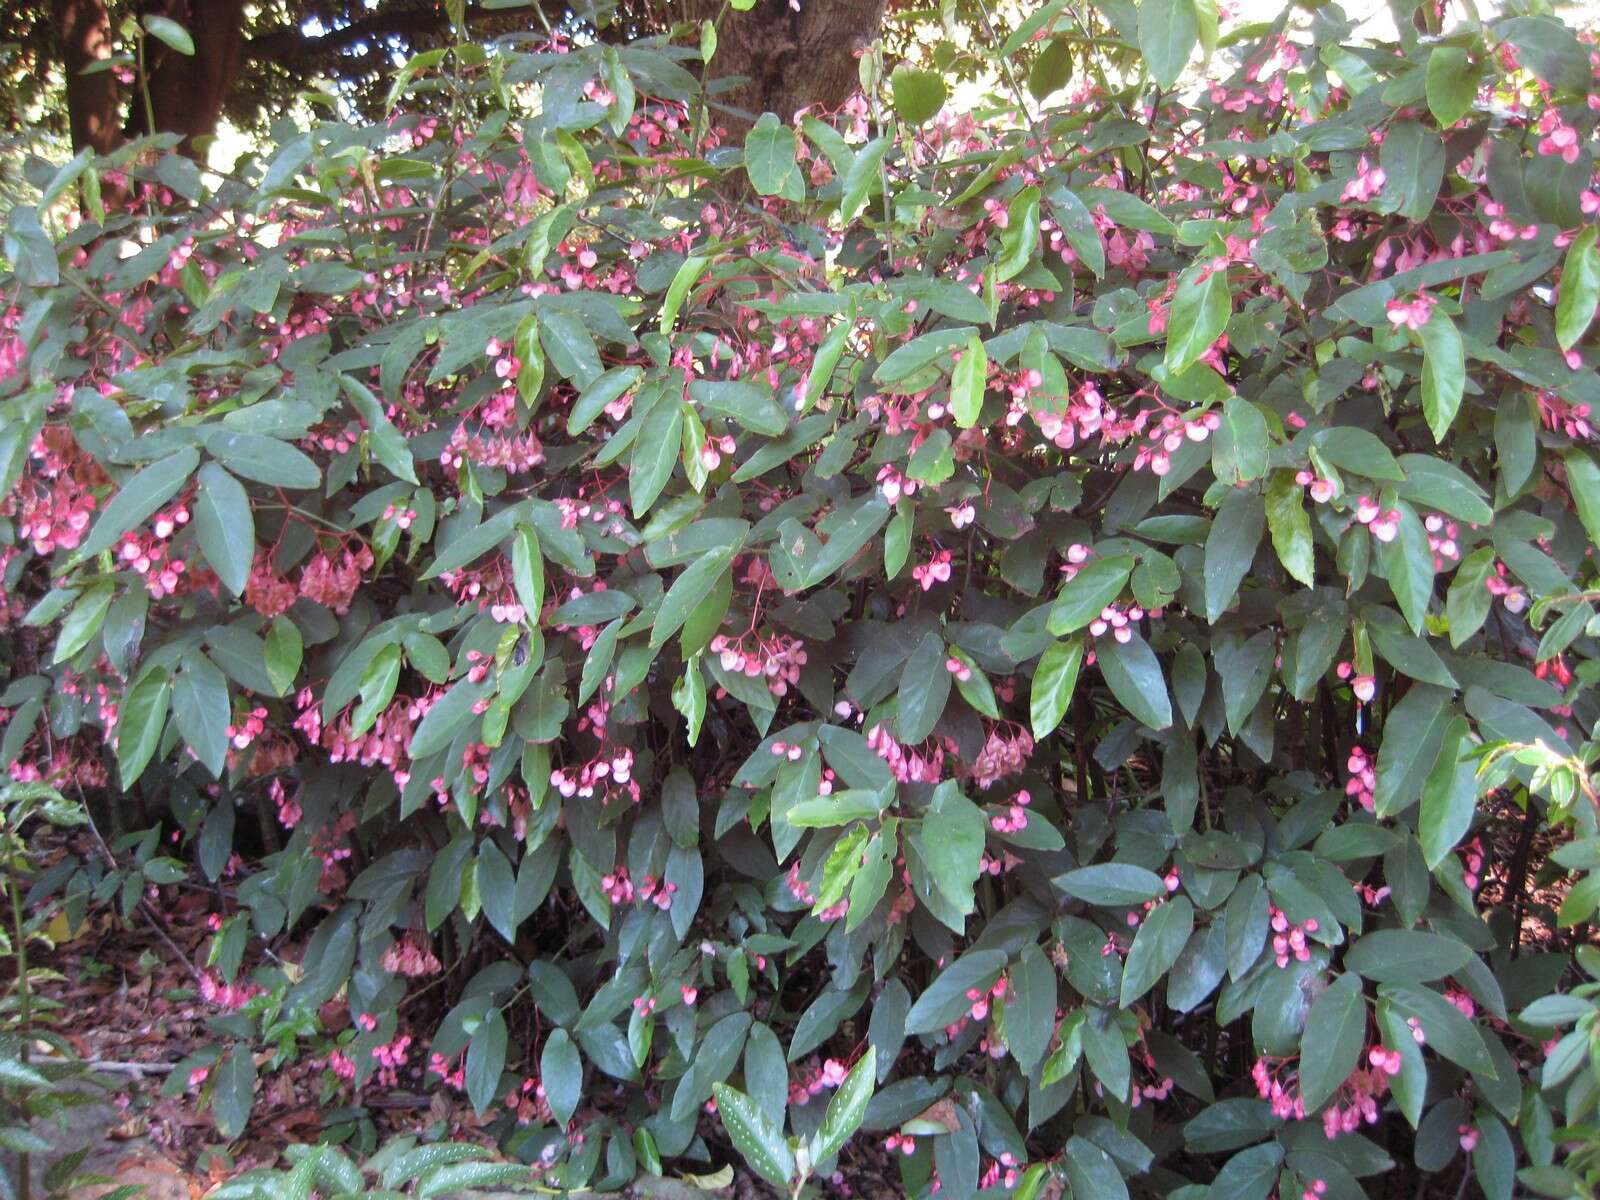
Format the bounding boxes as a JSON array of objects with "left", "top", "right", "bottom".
[
  {"left": 143, "top": 14, "right": 195, "bottom": 54},
  {"left": 1418, "top": 312, "right": 1465, "bottom": 442},
  {"left": 653, "top": 542, "right": 738, "bottom": 649},
  {"left": 1395, "top": 455, "right": 1493, "bottom": 525},
  {"left": 1031, "top": 638, "right": 1084, "bottom": 739},
  {"left": 744, "top": 113, "right": 802, "bottom": 199},
  {"left": 897, "top": 632, "right": 951, "bottom": 744},
  {"left": 117, "top": 668, "right": 171, "bottom": 788},
  {"left": 1062, "top": 1137, "right": 1130, "bottom": 1200},
  {"left": 904, "top": 949, "right": 1009, "bottom": 1034},
  {"left": 1564, "top": 449, "right": 1600, "bottom": 550},
  {"left": 540, "top": 310, "right": 602, "bottom": 388},
  {"left": 1003, "top": 944, "right": 1057, "bottom": 1071},
  {"left": 1373, "top": 684, "right": 1453, "bottom": 817},
  {"left": 1056, "top": 863, "right": 1166, "bottom": 906},
  {"left": 890, "top": 66, "right": 947, "bottom": 125},
  {"left": 514, "top": 315, "right": 545, "bottom": 405},
  {"left": 1419, "top": 716, "right": 1476, "bottom": 868},
  {"left": 465, "top": 1010, "right": 507, "bottom": 1115},
  {"left": 1344, "top": 930, "right": 1473, "bottom": 983},
  {"left": 1425, "top": 47, "right": 1477, "bottom": 127},
  {"left": 711, "top": 1084, "right": 794, "bottom": 1189},
  {"left": 1557, "top": 227, "right": 1600, "bottom": 351},
  {"left": 1204, "top": 489, "right": 1264, "bottom": 623},
  {"left": 1499, "top": 15, "right": 1591, "bottom": 90},
  {"left": 1028, "top": 36, "right": 1074, "bottom": 99},
  {"left": 210, "top": 1045, "right": 256, "bottom": 1140},
  {"left": 408, "top": 677, "right": 489, "bottom": 759},
  {"left": 1121, "top": 896, "right": 1194, "bottom": 1006},
  {"left": 173, "top": 652, "right": 229, "bottom": 777},
  {"left": 839, "top": 136, "right": 889, "bottom": 224},
  {"left": 1046, "top": 184, "right": 1106, "bottom": 277},
  {"left": 1378, "top": 500, "right": 1435, "bottom": 634},
  {"left": 660, "top": 254, "right": 709, "bottom": 335},
  {"left": 629, "top": 399, "right": 683, "bottom": 518},
  {"left": 1214, "top": 397, "right": 1269, "bottom": 485},
  {"left": 1208, "top": 1143, "right": 1282, "bottom": 1200},
  {"left": 341, "top": 375, "right": 418, "bottom": 483},
  {"left": 351, "top": 644, "right": 401, "bottom": 736},
  {"left": 53, "top": 580, "right": 114, "bottom": 665},
  {"left": 996, "top": 187, "right": 1041, "bottom": 283},
  {"left": 1312, "top": 426, "right": 1405, "bottom": 481},
  {"left": 950, "top": 337, "right": 987, "bottom": 427},
  {"left": 1165, "top": 262, "right": 1230, "bottom": 374},
  {"left": 511, "top": 526, "right": 544, "bottom": 621},
  {"left": 194, "top": 464, "right": 255, "bottom": 596},
  {"left": 1382, "top": 983, "right": 1495, "bottom": 1075},
  {"left": 1138, "top": 0, "right": 1199, "bottom": 88},
  {"left": 264, "top": 615, "right": 302, "bottom": 695},
  {"left": 689, "top": 380, "right": 787, "bottom": 436},
  {"left": 1099, "top": 631, "right": 1171, "bottom": 730},
  {"left": 202, "top": 430, "right": 321, "bottom": 489},
  {"left": 422, "top": 503, "right": 526, "bottom": 579},
  {"left": 1379, "top": 120, "right": 1446, "bottom": 223},
  {"left": 1297, "top": 973, "right": 1366, "bottom": 1113},
  {"left": 79, "top": 447, "right": 200, "bottom": 558},
  {"left": 812, "top": 1047, "right": 876, "bottom": 1163},
  {"left": 541, "top": 1029, "right": 582, "bottom": 1126},
  {"left": 917, "top": 781, "right": 985, "bottom": 919},
  {"left": 1446, "top": 547, "right": 1496, "bottom": 648},
  {"left": 1048, "top": 554, "right": 1134, "bottom": 634},
  {"left": 1265, "top": 471, "right": 1314, "bottom": 586}
]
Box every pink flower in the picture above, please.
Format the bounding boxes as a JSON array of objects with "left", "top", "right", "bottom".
[{"left": 1385, "top": 293, "right": 1435, "bottom": 331}]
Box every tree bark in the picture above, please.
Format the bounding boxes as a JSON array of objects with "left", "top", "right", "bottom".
[
  {"left": 134, "top": 0, "right": 248, "bottom": 155},
  {"left": 680, "top": 0, "right": 887, "bottom": 130},
  {"left": 54, "top": 0, "right": 123, "bottom": 154}
]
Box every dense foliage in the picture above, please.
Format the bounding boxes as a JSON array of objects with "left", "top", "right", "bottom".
[{"left": 4, "top": 2, "right": 1600, "bottom": 1197}]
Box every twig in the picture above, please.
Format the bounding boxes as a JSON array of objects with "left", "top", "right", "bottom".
[
  {"left": 73, "top": 784, "right": 206, "bottom": 986},
  {"left": 32, "top": 1055, "right": 175, "bottom": 1075}
]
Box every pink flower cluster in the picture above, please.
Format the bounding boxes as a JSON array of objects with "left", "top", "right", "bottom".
[
  {"left": 979, "top": 1154, "right": 1024, "bottom": 1190},
  {"left": 989, "top": 789, "right": 1030, "bottom": 834},
  {"left": 1269, "top": 905, "right": 1319, "bottom": 967},
  {"left": 1352, "top": 495, "right": 1400, "bottom": 543},
  {"left": 381, "top": 934, "right": 442, "bottom": 977},
  {"left": 1088, "top": 602, "right": 1149, "bottom": 644},
  {"left": 1483, "top": 562, "right": 1527, "bottom": 613},
  {"left": 1384, "top": 292, "right": 1435, "bottom": 331},
  {"left": 1482, "top": 201, "right": 1539, "bottom": 243},
  {"left": 866, "top": 722, "right": 947, "bottom": 783},
  {"left": 1340, "top": 157, "right": 1386, "bottom": 204},
  {"left": 1319, "top": 1062, "right": 1392, "bottom": 1139},
  {"left": 790, "top": 1057, "right": 850, "bottom": 1105},
  {"left": 1460, "top": 836, "right": 1485, "bottom": 891},
  {"left": 549, "top": 747, "right": 637, "bottom": 800},
  {"left": 298, "top": 545, "right": 375, "bottom": 614},
  {"left": 115, "top": 500, "right": 193, "bottom": 597},
  {"left": 198, "top": 970, "right": 262, "bottom": 1011},
  {"left": 1133, "top": 409, "right": 1220, "bottom": 477},
  {"left": 1345, "top": 744, "right": 1376, "bottom": 811},
  {"left": 969, "top": 726, "right": 1033, "bottom": 790},
  {"left": 227, "top": 706, "right": 267, "bottom": 751},
  {"left": 1537, "top": 111, "right": 1582, "bottom": 163},
  {"left": 1335, "top": 662, "right": 1376, "bottom": 704},
  {"left": 710, "top": 632, "right": 807, "bottom": 698},
  {"left": 913, "top": 549, "right": 953, "bottom": 590},
  {"left": 876, "top": 464, "right": 920, "bottom": 503}
]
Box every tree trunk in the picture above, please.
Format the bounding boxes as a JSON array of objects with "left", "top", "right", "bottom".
[
  {"left": 134, "top": 0, "right": 248, "bottom": 155},
  {"left": 54, "top": 0, "right": 124, "bottom": 155},
  {"left": 681, "top": 0, "right": 887, "bottom": 131}
]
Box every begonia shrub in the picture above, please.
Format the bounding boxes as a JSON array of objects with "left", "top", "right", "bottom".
[{"left": 3, "top": 2, "right": 1600, "bottom": 1196}]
